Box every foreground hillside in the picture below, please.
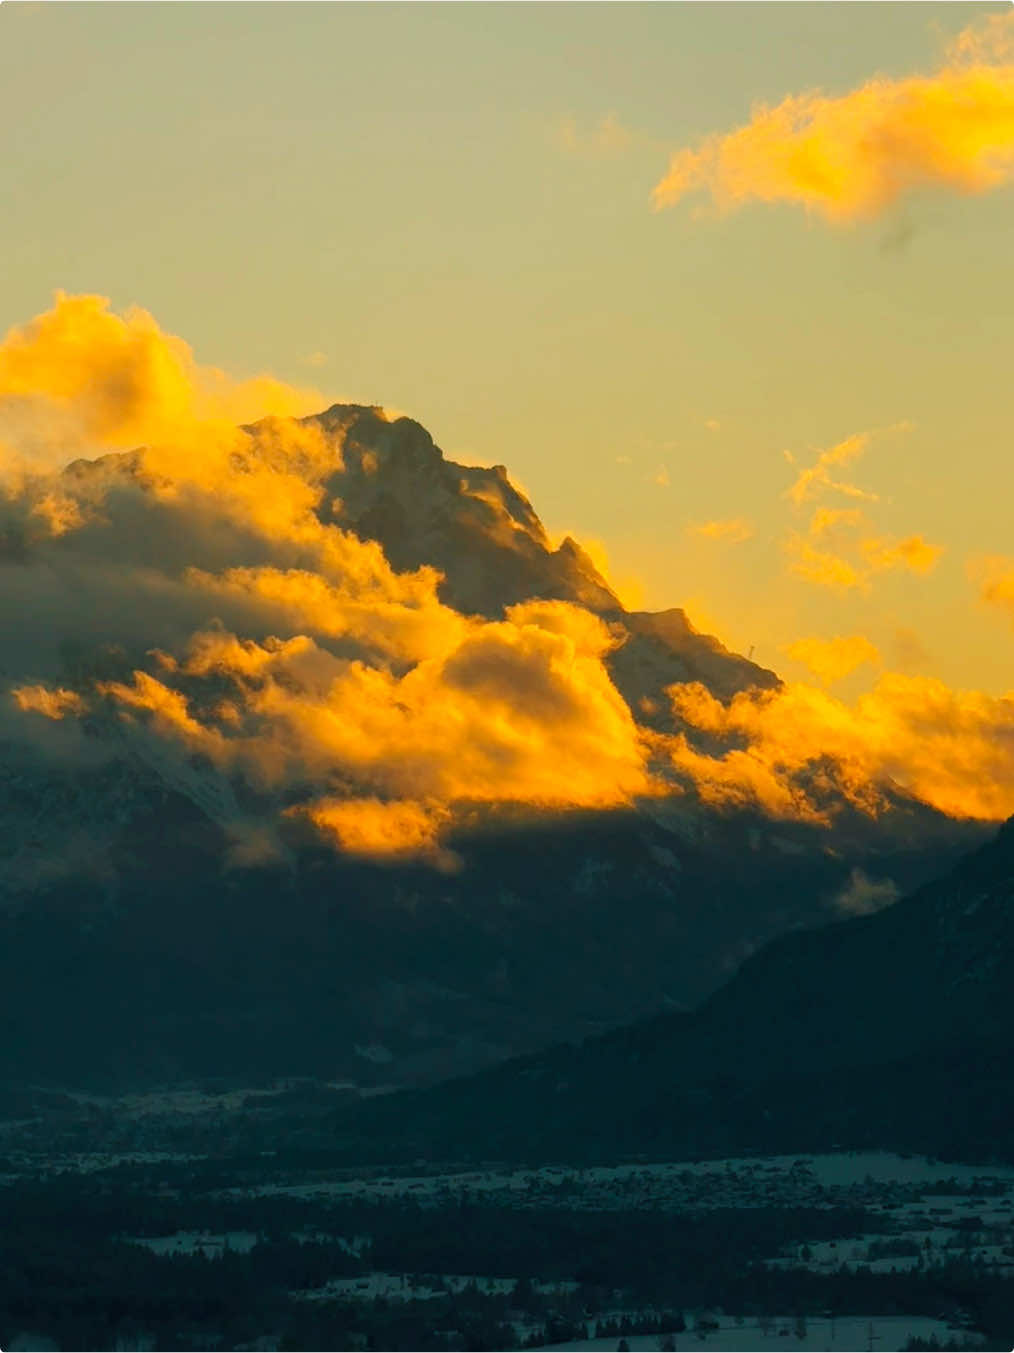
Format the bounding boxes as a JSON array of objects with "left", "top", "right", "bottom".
[{"left": 337, "top": 815, "right": 1014, "bottom": 1164}]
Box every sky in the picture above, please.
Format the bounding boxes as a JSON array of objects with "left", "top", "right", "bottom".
[{"left": 2, "top": 0, "right": 1014, "bottom": 712}]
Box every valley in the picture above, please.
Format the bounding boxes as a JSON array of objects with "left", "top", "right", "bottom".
[{"left": 1, "top": 1090, "right": 1007, "bottom": 1353}]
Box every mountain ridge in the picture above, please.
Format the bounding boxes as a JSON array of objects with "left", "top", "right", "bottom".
[{"left": 336, "top": 814, "right": 1014, "bottom": 1163}]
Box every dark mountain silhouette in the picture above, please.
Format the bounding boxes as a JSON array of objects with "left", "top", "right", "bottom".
[{"left": 336, "top": 816, "right": 1014, "bottom": 1163}]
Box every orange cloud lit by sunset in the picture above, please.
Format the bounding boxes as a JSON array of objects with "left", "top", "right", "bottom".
[
  {"left": 653, "top": 11, "right": 1014, "bottom": 222},
  {"left": 3, "top": 288, "right": 1014, "bottom": 860}
]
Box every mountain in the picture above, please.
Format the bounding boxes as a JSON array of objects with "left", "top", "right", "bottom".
[
  {"left": 299, "top": 406, "right": 779, "bottom": 711},
  {"left": 339, "top": 815, "right": 1014, "bottom": 1164},
  {"left": 0, "top": 404, "right": 991, "bottom": 1091}
]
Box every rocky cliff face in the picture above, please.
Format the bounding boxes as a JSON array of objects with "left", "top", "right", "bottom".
[{"left": 299, "top": 405, "right": 780, "bottom": 715}]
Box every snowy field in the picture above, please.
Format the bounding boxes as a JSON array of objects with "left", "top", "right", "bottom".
[
  {"left": 531, "top": 1314, "right": 979, "bottom": 1351},
  {"left": 125, "top": 1229, "right": 260, "bottom": 1256},
  {"left": 225, "top": 1151, "right": 1014, "bottom": 1215},
  {"left": 94, "top": 1150, "right": 1014, "bottom": 1353},
  {"left": 293, "top": 1271, "right": 577, "bottom": 1302}
]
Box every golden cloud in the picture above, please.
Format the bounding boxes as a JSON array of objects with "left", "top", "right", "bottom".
[
  {"left": 653, "top": 13, "right": 1014, "bottom": 222},
  {"left": 783, "top": 534, "right": 866, "bottom": 592},
  {"left": 780, "top": 434, "right": 941, "bottom": 592},
  {"left": 861, "top": 534, "right": 942, "bottom": 576},
  {"left": 0, "top": 295, "right": 665, "bottom": 863},
  {"left": 808, "top": 506, "right": 866, "bottom": 538},
  {"left": 12, "top": 685, "right": 87, "bottom": 720},
  {"left": 0, "top": 293, "right": 1006, "bottom": 866},
  {"left": 970, "top": 553, "right": 1014, "bottom": 626},
  {"left": 691, "top": 517, "right": 754, "bottom": 543},
  {"left": 0, "top": 291, "right": 323, "bottom": 460},
  {"left": 80, "top": 600, "right": 654, "bottom": 860},
  {"left": 785, "top": 434, "right": 875, "bottom": 507},
  {"left": 664, "top": 675, "right": 1014, "bottom": 823},
  {"left": 185, "top": 561, "right": 461, "bottom": 666},
  {"left": 785, "top": 634, "right": 881, "bottom": 685},
  {"left": 293, "top": 797, "right": 454, "bottom": 866}
]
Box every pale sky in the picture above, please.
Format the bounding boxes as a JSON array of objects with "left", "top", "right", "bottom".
[{"left": 3, "top": 1, "right": 1013, "bottom": 697}]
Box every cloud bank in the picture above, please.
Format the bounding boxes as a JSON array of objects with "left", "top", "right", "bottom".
[
  {"left": 3, "top": 294, "right": 1011, "bottom": 873},
  {"left": 2, "top": 294, "right": 657, "bottom": 864},
  {"left": 663, "top": 675, "right": 1014, "bottom": 824}
]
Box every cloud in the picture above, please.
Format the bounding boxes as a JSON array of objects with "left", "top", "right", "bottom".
[
  {"left": 970, "top": 553, "right": 1014, "bottom": 626},
  {"left": 652, "top": 12, "right": 1014, "bottom": 223},
  {"left": 12, "top": 685, "right": 87, "bottom": 719},
  {"left": 946, "top": 11, "right": 1014, "bottom": 68},
  {"left": 0, "top": 292, "right": 1005, "bottom": 870},
  {"left": 663, "top": 674, "right": 1014, "bottom": 823},
  {"left": 0, "top": 295, "right": 665, "bottom": 862},
  {"left": 783, "top": 534, "right": 866, "bottom": 592},
  {"left": 780, "top": 433, "right": 941, "bottom": 592},
  {"left": 0, "top": 291, "right": 324, "bottom": 469},
  {"left": 785, "top": 532, "right": 942, "bottom": 593},
  {"left": 186, "top": 563, "right": 466, "bottom": 665},
  {"left": 691, "top": 517, "right": 753, "bottom": 544},
  {"left": 833, "top": 867, "right": 900, "bottom": 916},
  {"left": 83, "top": 603, "right": 654, "bottom": 859},
  {"left": 808, "top": 506, "right": 866, "bottom": 537},
  {"left": 785, "top": 433, "right": 876, "bottom": 507},
  {"left": 785, "top": 527, "right": 942, "bottom": 593},
  {"left": 293, "top": 798, "right": 455, "bottom": 868},
  {"left": 704, "top": 419, "right": 721, "bottom": 433},
  {"left": 785, "top": 634, "right": 881, "bottom": 685},
  {"left": 861, "top": 533, "right": 942, "bottom": 576}
]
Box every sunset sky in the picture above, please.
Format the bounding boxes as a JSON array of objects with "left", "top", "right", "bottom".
[{"left": 2, "top": 0, "right": 1014, "bottom": 711}]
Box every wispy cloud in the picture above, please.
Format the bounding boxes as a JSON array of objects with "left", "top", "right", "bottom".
[
  {"left": 833, "top": 867, "right": 900, "bottom": 916},
  {"left": 780, "top": 429, "right": 941, "bottom": 592},
  {"left": 783, "top": 534, "right": 866, "bottom": 592},
  {"left": 691, "top": 517, "right": 753, "bottom": 544},
  {"left": 860, "top": 534, "right": 942, "bottom": 576},
  {"left": 969, "top": 553, "right": 1014, "bottom": 626},
  {"left": 784, "top": 433, "right": 876, "bottom": 507}
]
